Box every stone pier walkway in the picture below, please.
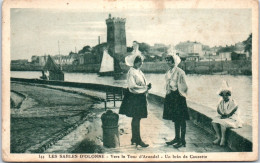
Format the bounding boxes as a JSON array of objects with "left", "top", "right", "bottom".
[
  {"left": 37, "top": 84, "right": 231, "bottom": 153},
  {"left": 11, "top": 82, "right": 231, "bottom": 153},
  {"left": 104, "top": 103, "right": 231, "bottom": 153}
]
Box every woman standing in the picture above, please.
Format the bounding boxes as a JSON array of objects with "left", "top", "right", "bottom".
[
  {"left": 163, "top": 46, "right": 189, "bottom": 148},
  {"left": 119, "top": 43, "right": 151, "bottom": 147}
]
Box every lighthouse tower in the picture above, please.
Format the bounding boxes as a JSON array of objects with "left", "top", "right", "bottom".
[{"left": 106, "top": 14, "right": 127, "bottom": 60}]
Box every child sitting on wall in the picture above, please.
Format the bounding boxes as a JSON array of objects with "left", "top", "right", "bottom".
[{"left": 212, "top": 81, "right": 242, "bottom": 146}]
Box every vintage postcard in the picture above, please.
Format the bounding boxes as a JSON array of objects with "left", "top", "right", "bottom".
[{"left": 2, "top": 0, "right": 259, "bottom": 162}]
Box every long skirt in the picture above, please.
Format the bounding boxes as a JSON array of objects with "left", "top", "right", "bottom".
[
  {"left": 119, "top": 89, "right": 147, "bottom": 118},
  {"left": 163, "top": 90, "right": 189, "bottom": 122},
  {"left": 212, "top": 116, "right": 242, "bottom": 128}
]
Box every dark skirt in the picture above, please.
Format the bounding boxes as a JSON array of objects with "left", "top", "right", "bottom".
[
  {"left": 163, "top": 90, "right": 190, "bottom": 122},
  {"left": 119, "top": 89, "right": 148, "bottom": 118}
]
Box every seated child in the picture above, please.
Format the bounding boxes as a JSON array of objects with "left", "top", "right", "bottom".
[{"left": 212, "top": 81, "right": 242, "bottom": 146}]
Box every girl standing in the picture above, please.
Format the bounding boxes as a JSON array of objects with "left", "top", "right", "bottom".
[
  {"left": 163, "top": 46, "right": 189, "bottom": 148},
  {"left": 119, "top": 42, "right": 151, "bottom": 147}
]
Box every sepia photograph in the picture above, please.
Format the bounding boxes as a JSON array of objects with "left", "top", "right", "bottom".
[{"left": 2, "top": 0, "right": 259, "bottom": 162}]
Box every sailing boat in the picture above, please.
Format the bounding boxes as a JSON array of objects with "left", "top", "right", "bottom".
[
  {"left": 98, "top": 49, "right": 125, "bottom": 79},
  {"left": 99, "top": 49, "right": 114, "bottom": 76},
  {"left": 43, "top": 55, "right": 64, "bottom": 81}
]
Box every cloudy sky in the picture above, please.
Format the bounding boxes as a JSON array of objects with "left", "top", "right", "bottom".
[{"left": 11, "top": 8, "right": 251, "bottom": 60}]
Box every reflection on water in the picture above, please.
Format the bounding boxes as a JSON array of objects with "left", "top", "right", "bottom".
[{"left": 11, "top": 71, "right": 252, "bottom": 125}]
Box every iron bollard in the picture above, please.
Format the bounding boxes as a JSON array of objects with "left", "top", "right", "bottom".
[{"left": 101, "top": 110, "right": 120, "bottom": 148}]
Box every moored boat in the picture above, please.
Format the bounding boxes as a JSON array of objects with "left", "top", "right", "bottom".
[{"left": 43, "top": 55, "right": 64, "bottom": 81}]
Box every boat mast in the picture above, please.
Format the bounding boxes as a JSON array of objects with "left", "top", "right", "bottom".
[{"left": 58, "top": 41, "right": 62, "bottom": 70}]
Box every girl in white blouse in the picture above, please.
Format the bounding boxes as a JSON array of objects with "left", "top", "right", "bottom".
[
  {"left": 119, "top": 43, "right": 151, "bottom": 148},
  {"left": 163, "top": 46, "right": 189, "bottom": 148},
  {"left": 212, "top": 81, "right": 242, "bottom": 146}
]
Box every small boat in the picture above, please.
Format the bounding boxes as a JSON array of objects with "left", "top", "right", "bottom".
[
  {"left": 99, "top": 50, "right": 126, "bottom": 80},
  {"left": 43, "top": 55, "right": 64, "bottom": 81}
]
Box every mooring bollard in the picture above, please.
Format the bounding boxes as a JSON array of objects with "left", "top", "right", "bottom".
[{"left": 101, "top": 110, "right": 120, "bottom": 148}]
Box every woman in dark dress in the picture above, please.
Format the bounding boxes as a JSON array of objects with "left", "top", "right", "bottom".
[
  {"left": 163, "top": 46, "right": 189, "bottom": 148},
  {"left": 119, "top": 47, "right": 151, "bottom": 147}
]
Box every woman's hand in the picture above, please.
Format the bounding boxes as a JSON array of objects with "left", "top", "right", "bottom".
[
  {"left": 147, "top": 83, "right": 152, "bottom": 90},
  {"left": 144, "top": 83, "right": 152, "bottom": 94}
]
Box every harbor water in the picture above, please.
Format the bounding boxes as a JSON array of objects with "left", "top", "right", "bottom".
[{"left": 11, "top": 71, "right": 252, "bottom": 125}]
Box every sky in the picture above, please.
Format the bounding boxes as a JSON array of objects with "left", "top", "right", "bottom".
[{"left": 11, "top": 8, "right": 252, "bottom": 60}]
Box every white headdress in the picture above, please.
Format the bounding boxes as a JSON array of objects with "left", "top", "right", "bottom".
[
  {"left": 167, "top": 45, "right": 181, "bottom": 67},
  {"left": 125, "top": 43, "right": 144, "bottom": 67},
  {"left": 125, "top": 54, "right": 144, "bottom": 67},
  {"left": 132, "top": 43, "right": 141, "bottom": 55},
  {"left": 218, "top": 80, "right": 232, "bottom": 96}
]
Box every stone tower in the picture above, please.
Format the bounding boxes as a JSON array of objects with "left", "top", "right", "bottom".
[{"left": 106, "top": 14, "right": 127, "bottom": 61}]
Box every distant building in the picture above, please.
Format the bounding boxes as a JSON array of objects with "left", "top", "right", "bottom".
[
  {"left": 231, "top": 51, "right": 247, "bottom": 60},
  {"left": 161, "top": 49, "right": 200, "bottom": 62},
  {"left": 106, "top": 14, "right": 127, "bottom": 61},
  {"left": 216, "top": 42, "right": 250, "bottom": 61},
  {"left": 53, "top": 55, "right": 73, "bottom": 65},
  {"left": 175, "top": 41, "right": 203, "bottom": 57},
  {"left": 203, "top": 54, "right": 222, "bottom": 61},
  {"left": 78, "top": 52, "right": 96, "bottom": 65},
  {"left": 31, "top": 54, "right": 79, "bottom": 66},
  {"left": 203, "top": 50, "right": 217, "bottom": 56},
  {"left": 219, "top": 52, "right": 232, "bottom": 61},
  {"left": 154, "top": 43, "right": 166, "bottom": 48}
]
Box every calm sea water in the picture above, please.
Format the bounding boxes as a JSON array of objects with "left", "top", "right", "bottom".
[{"left": 11, "top": 71, "right": 252, "bottom": 125}]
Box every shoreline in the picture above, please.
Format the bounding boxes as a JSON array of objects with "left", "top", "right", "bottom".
[{"left": 11, "top": 60, "right": 252, "bottom": 76}]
